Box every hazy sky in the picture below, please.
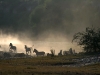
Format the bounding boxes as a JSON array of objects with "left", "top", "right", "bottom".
[{"left": 0, "top": 0, "right": 100, "bottom": 54}]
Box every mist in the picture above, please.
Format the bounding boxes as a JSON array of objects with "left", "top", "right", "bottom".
[
  {"left": 0, "top": 29, "right": 82, "bottom": 55},
  {"left": 33, "top": 0, "right": 100, "bottom": 53},
  {"left": 1, "top": 0, "right": 100, "bottom": 54}
]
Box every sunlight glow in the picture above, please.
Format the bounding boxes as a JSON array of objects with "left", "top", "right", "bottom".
[{"left": 0, "top": 36, "right": 22, "bottom": 45}]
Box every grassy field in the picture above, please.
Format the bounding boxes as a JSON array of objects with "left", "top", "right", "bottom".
[{"left": 0, "top": 55, "right": 100, "bottom": 75}]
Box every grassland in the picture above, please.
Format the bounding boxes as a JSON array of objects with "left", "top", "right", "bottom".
[{"left": 0, "top": 55, "right": 100, "bottom": 75}]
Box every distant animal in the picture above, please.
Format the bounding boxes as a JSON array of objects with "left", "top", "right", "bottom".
[
  {"left": 58, "top": 50, "right": 62, "bottom": 56},
  {"left": 25, "top": 45, "right": 32, "bottom": 55},
  {"left": 47, "top": 53, "right": 52, "bottom": 56},
  {"left": 9, "top": 43, "right": 17, "bottom": 53},
  {"left": 14, "top": 53, "right": 25, "bottom": 57},
  {"left": 33, "top": 49, "right": 45, "bottom": 56}
]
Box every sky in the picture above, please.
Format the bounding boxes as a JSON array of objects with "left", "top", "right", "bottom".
[{"left": 0, "top": 0, "right": 100, "bottom": 55}]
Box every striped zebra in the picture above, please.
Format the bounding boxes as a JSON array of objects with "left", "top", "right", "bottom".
[
  {"left": 25, "top": 45, "right": 32, "bottom": 55},
  {"left": 9, "top": 43, "right": 17, "bottom": 53},
  {"left": 33, "top": 49, "right": 45, "bottom": 56},
  {"left": 47, "top": 53, "right": 52, "bottom": 56}
]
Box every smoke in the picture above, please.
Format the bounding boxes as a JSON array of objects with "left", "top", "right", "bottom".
[
  {"left": 30, "top": 0, "right": 100, "bottom": 53},
  {"left": 0, "top": 32, "right": 24, "bottom": 53},
  {"left": 1, "top": 0, "right": 100, "bottom": 54},
  {"left": 0, "top": 30, "right": 81, "bottom": 55}
]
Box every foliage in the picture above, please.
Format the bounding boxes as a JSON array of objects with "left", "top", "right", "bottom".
[{"left": 72, "top": 26, "right": 100, "bottom": 53}]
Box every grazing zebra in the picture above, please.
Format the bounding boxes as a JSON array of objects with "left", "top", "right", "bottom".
[
  {"left": 24, "top": 45, "right": 32, "bottom": 55},
  {"left": 9, "top": 43, "right": 17, "bottom": 53},
  {"left": 33, "top": 49, "right": 45, "bottom": 56}
]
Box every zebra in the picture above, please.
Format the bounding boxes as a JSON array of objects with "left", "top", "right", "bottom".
[
  {"left": 47, "top": 53, "right": 52, "bottom": 56},
  {"left": 9, "top": 43, "right": 17, "bottom": 53},
  {"left": 33, "top": 49, "right": 45, "bottom": 56},
  {"left": 58, "top": 50, "right": 62, "bottom": 56},
  {"left": 24, "top": 45, "right": 32, "bottom": 55}
]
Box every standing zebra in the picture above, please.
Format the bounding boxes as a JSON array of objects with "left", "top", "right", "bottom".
[
  {"left": 25, "top": 45, "right": 32, "bottom": 55},
  {"left": 33, "top": 49, "right": 45, "bottom": 56}
]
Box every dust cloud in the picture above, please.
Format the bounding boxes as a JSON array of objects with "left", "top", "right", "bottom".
[
  {"left": 0, "top": 31, "right": 81, "bottom": 55},
  {"left": 2, "top": 0, "right": 100, "bottom": 54}
]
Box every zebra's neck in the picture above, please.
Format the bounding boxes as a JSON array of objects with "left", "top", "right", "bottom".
[{"left": 35, "top": 51, "right": 38, "bottom": 53}]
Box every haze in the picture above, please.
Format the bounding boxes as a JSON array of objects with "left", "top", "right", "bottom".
[{"left": 0, "top": 0, "right": 100, "bottom": 54}]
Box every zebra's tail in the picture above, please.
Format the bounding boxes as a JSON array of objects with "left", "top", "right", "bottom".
[{"left": 15, "top": 47, "right": 17, "bottom": 53}]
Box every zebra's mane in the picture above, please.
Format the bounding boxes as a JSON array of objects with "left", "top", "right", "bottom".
[{"left": 34, "top": 49, "right": 39, "bottom": 52}]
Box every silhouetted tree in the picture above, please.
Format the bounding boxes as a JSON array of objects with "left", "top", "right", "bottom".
[{"left": 72, "top": 26, "right": 100, "bottom": 53}]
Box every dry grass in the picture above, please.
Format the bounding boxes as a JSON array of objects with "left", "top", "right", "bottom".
[{"left": 0, "top": 55, "right": 100, "bottom": 75}]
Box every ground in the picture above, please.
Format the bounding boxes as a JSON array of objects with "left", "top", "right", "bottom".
[{"left": 0, "top": 55, "right": 100, "bottom": 75}]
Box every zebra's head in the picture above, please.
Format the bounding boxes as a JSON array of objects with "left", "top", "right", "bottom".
[
  {"left": 25, "top": 45, "right": 27, "bottom": 48},
  {"left": 33, "top": 49, "right": 38, "bottom": 53}
]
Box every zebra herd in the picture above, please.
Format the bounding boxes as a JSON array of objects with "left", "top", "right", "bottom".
[
  {"left": 1, "top": 43, "right": 75, "bottom": 57},
  {"left": 9, "top": 43, "right": 45, "bottom": 56},
  {"left": 25, "top": 45, "right": 45, "bottom": 56}
]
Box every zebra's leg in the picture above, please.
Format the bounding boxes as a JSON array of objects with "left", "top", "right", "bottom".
[
  {"left": 9, "top": 49, "right": 12, "bottom": 52},
  {"left": 27, "top": 52, "right": 28, "bottom": 55},
  {"left": 30, "top": 51, "right": 31, "bottom": 55},
  {"left": 14, "top": 49, "right": 15, "bottom": 53},
  {"left": 15, "top": 50, "right": 17, "bottom": 53},
  {"left": 27, "top": 52, "right": 29, "bottom": 55},
  {"left": 26, "top": 51, "right": 27, "bottom": 55},
  {"left": 15, "top": 49, "right": 17, "bottom": 53}
]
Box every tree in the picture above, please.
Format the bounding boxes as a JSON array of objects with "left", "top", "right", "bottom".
[{"left": 72, "top": 26, "right": 100, "bottom": 53}]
